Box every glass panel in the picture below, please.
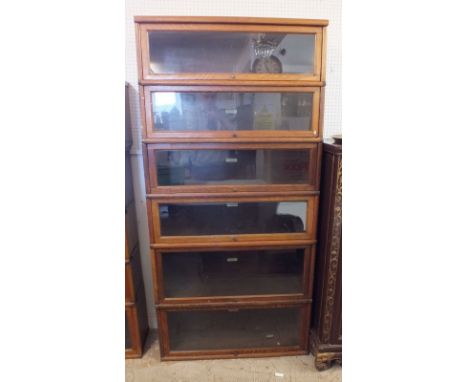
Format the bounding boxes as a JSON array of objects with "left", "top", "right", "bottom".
[
  {"left": 152, "top": 92, "right": 313, "bottom": 132},
  {"left": 167, "top": 307, "right": 301, "bottom": 351},
  {"left": 162, "top": 249, "right": 305, "bottom": 298},
  {"left": 159, "top": 201, "right": 307, "bottom": 236},
  {"left": 156, "top": 149, "right": 310, "bottom": 186},
  {"left": 148, "top": 31, "right": 315, "bottom": 74},
  {"left": 125, "top": 311, "right": 132, "bottom": 349}
]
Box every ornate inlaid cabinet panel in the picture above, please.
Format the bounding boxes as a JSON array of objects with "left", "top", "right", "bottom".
[
  {"left": 135, "top": 16, "right": 328, "bottom": 361},
  {"left": 310, "top": 140, "right": 342, "bottom": 370}
]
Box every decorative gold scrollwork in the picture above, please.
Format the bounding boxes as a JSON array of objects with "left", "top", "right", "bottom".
[{"left": 322, "top": 158, "right": 342, "bottom": 342}]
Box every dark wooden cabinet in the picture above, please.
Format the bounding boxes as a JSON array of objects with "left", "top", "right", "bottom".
[
  {"left": 135, "top": 16, "right": 328, "bottom": 361},
  {"left": 125, "top": 83, "right": 149, "bottom": 358},
  {"left": 310, "top": 140, "right": 342, "bottom": 370}
]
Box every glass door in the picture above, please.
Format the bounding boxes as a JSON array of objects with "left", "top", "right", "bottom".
[
  {"left": 144, "top": 86, "right": 321, "bottom": 139},
  {"left": 139, "top": 23, "right": 323, "bottom": 82},
  {"left": 147, "top": 143, "right": 320, "bottom": 193},
  {"left": 151, "top": 195, "right": 318, "bottom": 244},
  {"left": 154, "top": 247, "right": 313, "bottom": 302}
]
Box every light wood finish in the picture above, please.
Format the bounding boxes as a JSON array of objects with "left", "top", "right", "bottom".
[
  {"left": 135, "top": 26, "right": 144, "bottom": 92},
  {"left": 150, "top": 239, "right": 317, "bottom": 250},
  {"left": 138, "top": 84, "right": 148, "bottom": 140},
  {"left": 137, "top": 22, "right": 324, "bottom": 83},
  {"left": 143, "top": 137, "right": 323, "bottom": 144},
  {"left": 139, "top": 79, "right": 326, "bottom": 86},
  {"left": 156, "top": 302, "right": 311, "bottom": 360},
  {"left": 144, "top": 130, "right": 323, "bottom": 146},
  {"left": 152, "top": 245, "right": 315, "bottom": 305},
  {"left": 135, "top": 16, "right": 328, "bottom": 361},
  {"left": 149, "top": 195, "right": 318, "bottom": 245},
  {"left": 126, "top": 305, "right": 141, "bottom": 358},
  {"left": 160, "top": 349, "right": 307, "bottom": 362},
  {"left": 143, "top": 86, "right": 321, "bottom": 140},
  {"left": 320, "top": 27, "right": 327, "bottom": 82},
  {"left": 147, "top": 190, "right": 319, "bottom": 199},
  {"left": 146, "top": 142, "right": 320, "bottom": 194},
  {"left": 157, "top": 300, "right": 311, "bottom": 310},
  {"left": 134, "top": 16, "right": 329, "bottom": 27}
]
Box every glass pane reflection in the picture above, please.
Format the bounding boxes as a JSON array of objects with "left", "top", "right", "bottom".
[
  {"left": 162, "top": 248, "right": 305, "bottom": 297},
  {"left": 167, "top": 307, "right": 301, "bottom": 351},
  {"left": 152, "top": 92, "right": 313, "bottom": 132},
  {"left": 148, "top": 31, "right": 315, "bottom": 74},
  {"left": 156, "top": 149, "right": 310, "bottom": 186},
  {"left": 159, "top": 201, "right": 308, "bottom": 236}
]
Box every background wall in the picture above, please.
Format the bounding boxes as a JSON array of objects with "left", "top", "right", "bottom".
[{"left": 125, "top": 0, "right": 342, "bottom": 328}]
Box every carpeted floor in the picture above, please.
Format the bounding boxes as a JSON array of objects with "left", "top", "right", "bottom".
[{"left": 126, "top": 331, "right": 342, "bottom": 382}]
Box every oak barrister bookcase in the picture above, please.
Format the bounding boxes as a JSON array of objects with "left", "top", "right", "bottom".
[{"left": 134, "top": 16, "right": 328, "bottom": 361}]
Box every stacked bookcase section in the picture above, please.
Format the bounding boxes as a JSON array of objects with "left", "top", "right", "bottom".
[{"left": 135, "top": 16, "right": 328, "bottom": 360}]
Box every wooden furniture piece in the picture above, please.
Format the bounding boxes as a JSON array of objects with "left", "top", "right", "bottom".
[
  {"left": 125, "top": 83, "right": 149, "bottom": 358},
  {"left": 134, "top": 16, "right": 328, "bottom": 361},
  {"left": 310, "top": 140, "right": 342, "bottom": 370}
]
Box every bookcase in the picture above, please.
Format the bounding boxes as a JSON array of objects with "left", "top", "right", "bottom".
[
  {"left": 125, "top": 83, "right": 149, "bottom": 358},
  {"left": 134, "top": 16, "right": 328, "bottom": 360}
]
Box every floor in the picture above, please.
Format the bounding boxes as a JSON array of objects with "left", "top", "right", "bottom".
[{"left": 126, "top": 331, "right": 342, "bottom": 382}]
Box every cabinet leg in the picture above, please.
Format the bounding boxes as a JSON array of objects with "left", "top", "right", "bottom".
[
  {"left": 315, "top": 356, "right": 332, "bottom": 371},
  {"left": 314, "top": 353, "right": 342, "bottom": 371}
]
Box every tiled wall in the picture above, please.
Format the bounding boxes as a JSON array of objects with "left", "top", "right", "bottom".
[{"left": 126, "top": 0, "right": 342, "bottom": 328}]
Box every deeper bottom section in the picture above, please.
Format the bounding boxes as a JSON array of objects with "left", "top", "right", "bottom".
[{"left": 157, "top": 302, "right": 310, "bottom": 360}]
